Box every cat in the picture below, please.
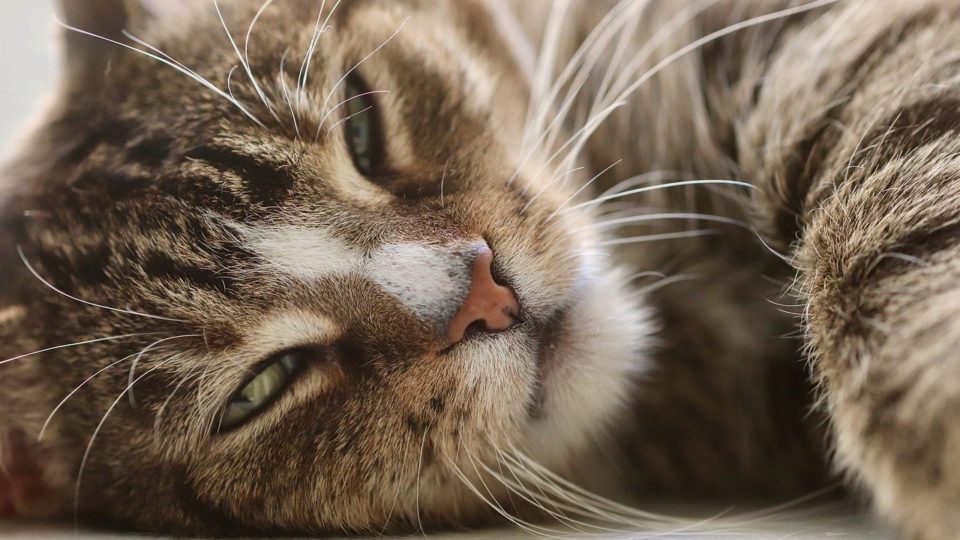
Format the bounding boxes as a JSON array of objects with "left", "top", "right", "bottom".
[{"left": 0, "top": 0, "right": 958, "bottom": 538}]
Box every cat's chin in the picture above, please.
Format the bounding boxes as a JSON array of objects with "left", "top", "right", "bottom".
[{"left": 519, "top": 263, "right": 654, "bottom": 471}]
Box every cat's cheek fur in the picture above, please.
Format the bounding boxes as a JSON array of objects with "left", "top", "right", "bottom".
[{"left": 524, "top": 264, "right": 654, "bottom": 470}]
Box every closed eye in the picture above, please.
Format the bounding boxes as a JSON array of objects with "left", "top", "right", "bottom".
[{"left": 342, "top": 73, "right": 386, "bottom": 177}]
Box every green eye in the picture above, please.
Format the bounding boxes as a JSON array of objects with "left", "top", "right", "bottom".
[
  {"left": 218, "top": 351, "right": 302, "bottom": 432},
  {"left": 343, "top": 73, "right": 384, "bottom": 176}
]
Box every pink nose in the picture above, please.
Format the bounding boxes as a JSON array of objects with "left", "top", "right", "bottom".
[{"left": 446, "top": 246, "right": 521, "bottom": 344}]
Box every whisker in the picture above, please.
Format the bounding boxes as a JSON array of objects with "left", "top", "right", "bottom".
[
  {"left": 563, "top": 179, "right": 755, "bottom": 213},
  {"left": 214, "top": 0, "right": 281, "bottom": 124},
  {"left": 18, "top": 246, "right": 184, "bottom": 323},
  {"left": 151, "top": 352, "right": 195, "bottom": 441},
  {"left": 522, "top": 0, "right": 572, "bottom": 153},
  {"left": 126, "top": 334, "right": 201, "bottom": 407},
  {"left": 316, "top": 18, "right": 411, "bottom": 139},
  {"left": 226, "top": 64, "right": 241, "bottom": 102},
  {"left": 596, "top": 170, "right": 695, "bottom": 200},
  {"left": 627, "top": 270, "right": 669, "bottom": 282},
  {"left": 298, "top": 0, "right": 341, "bottom": 116},
  {"left": 379, "top": 435, "right": 411, "bottom": 535},
  {"left": 545, "top": 160, "right": 622, "bottom": 220},
  {"left": 514, "top": 0, "right": 640, "bottom": 187},
  {"left": 318, "top": 90, "right": 390, "bottom": 129},
  {"left": 601, "top": 0, "right": 717, "bottom": 112},
  {"left": 74, "top": 353, "right": 178, "bottom": 524},
  {"left": 503, "top": 445, "right": 691, "bottom": 526},
  {"left": 452, "top": 444, "right": 573, "bottom": 538},
  {"left": 440, "top": 159, "right": 450, "bottom": 209},
  {"left": 278, "top": 50, "right": 301, "bottom": 137},
  {"left": 39, "top": 344, "right": 177, "bottom": 441},
  {"left": 243, "top": 0, "right": 284, "bottom": 124},
  {"left": 55, "top": 20, "right": 264, "bottom": 127},
  {"left": 634, "top": 274, "right": 702, "bottom": 295},
  {"left": 584, "top": 212, "right": 751, "bottom": 231},
  {"left": 478, "top": 446, "right": 631, "bottom": 535},
  {"left": 324, "top": 105, "right": 373, "bottom": 137},
  {"left": 596, "top": 229, "right": 719, "bottom": 247},
  {"left": 414, "top": 431, "right": 428, "bottom": 536},
  {"left": 0, "top": 333, "right": 152, "bottom": 368},
  {"left": 528, "top": 98, "right": 629, "bottom": 187},
  {"left": 555, "top": 0, "right": 840, "bottom": 175}
]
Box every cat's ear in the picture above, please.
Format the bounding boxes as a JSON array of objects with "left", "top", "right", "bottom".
[{"left": 54, "top": 0, "right": 191, "bottom": 77}]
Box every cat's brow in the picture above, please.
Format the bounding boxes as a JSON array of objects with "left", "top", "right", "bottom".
[{"left": 184, "top": 145, "right": 296, "bottom": 206}]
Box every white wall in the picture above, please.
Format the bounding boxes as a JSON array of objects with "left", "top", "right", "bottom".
[{"left": 0, "top": 0, "right": 58, "bottom": 149}]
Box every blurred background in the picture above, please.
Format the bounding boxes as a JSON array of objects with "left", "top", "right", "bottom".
[{"left": 1, "top": 1, "right": 58, "bottom": 151}]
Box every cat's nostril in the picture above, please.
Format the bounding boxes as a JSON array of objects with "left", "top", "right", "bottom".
[{"left": 446, "top": 246, "right": 521, "bottom": 345}]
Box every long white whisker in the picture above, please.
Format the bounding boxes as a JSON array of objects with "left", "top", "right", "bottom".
[
  {"left": 316, "top": 18, "right": 411, "bottom": 139},
  {"left": 477, "top": 448, "right": 628, "bottom": 534},
  {"left": 597, "top": 229, "right": 720, "bottom": 247},
  {"left": 440, "top": 159, "right": 450, "bottom": 209},
  {"left": 414, "top": 431, "right": 428, "bottom": 536},
  {"left": 545, "top": 160, "right": 622, "bottom": 219},
  {"left": 19, "top": 248, "right": 184, "bottom": 323},
  {"left": 39, "top": 345, "right": 176, "bottom": 441},
  {"left": 278, "top": 50, "right": 301, "bottom": 137},
  {"left": 151, "top": 352, "right": 196, "bottom": 440},
  {"left": 73, "top": 355, "right": 177, "bottom": 523},
  {"left": 557, "top": 0, "right": 840, "bottom": 173},
  {"left": 584, "top": 212, "right": 751, "bottom": 231},
  {"left": 244, "top": 0, "right": 284, "bottom": 121},
  {"left": 596, "top": 170, "right": 695, "bottom": 200},
  {"left": 452, "top": 444, "right": 572, "bottom": 538},
  {"left": 514, "top": 0, "right": 638, "bottom": 186},
  {"left": 603, "top": 0, "right": 718, "bottom": 111},
  {"left": 0, "top": 333, "right": 151, "bottom": 368},
  {"left": 214, "top": 0, "right": 281, "bottom": 124},
  {"left": 564, "top": 180, "right": 754, "bottom": 212},
  {"left": 55, "top": 20, "right": 264, "bottom": 127},
  {"left": 318, "top": 90, "right": 390, "bottom": 129},
  {"left": 634, "top": 274, "right": 702, "bottom": 295},
  {"left": 226, "top": 65, "right": 241, "bottom": 102},
  {"left": 324, "top": 105, "right": 372, "bottom": 137},
  {"left": 525, "top": 0, "right": 637, "bottom": 151},
  {"left": 299, "top": 0, "right": 341, "bottom": 116},
  {"left": 126, "top": 334, "right": 200, "bottom": 407},
  {"left": 503, "top": 445, "right": 692, "bottom": 525},
  {"left": 521, "top": 0, "right": 572, "bottom": 152},
  {"left": 528, "top": 98, "right": 628, "bottom": 189}
]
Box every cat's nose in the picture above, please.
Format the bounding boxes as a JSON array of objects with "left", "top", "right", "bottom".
[{"left": 446, "top": 246, "right": 521, "bottom": 344}]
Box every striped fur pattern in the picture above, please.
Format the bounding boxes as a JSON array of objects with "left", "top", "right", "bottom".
[{"left": 0, "top": 0, "right": 959, "bottom": 538}]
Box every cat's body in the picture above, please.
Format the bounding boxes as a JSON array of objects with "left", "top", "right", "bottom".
[{"left": 1, "top": 1, "right": 959, "bottom": 538}]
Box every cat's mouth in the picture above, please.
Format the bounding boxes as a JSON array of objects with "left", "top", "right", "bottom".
[{"left": 527, "top": 306, "right": 572, "bottom": 419}]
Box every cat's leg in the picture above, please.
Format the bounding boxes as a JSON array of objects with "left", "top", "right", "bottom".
[
  {"left": 791, "top": 157, "right": 960, "bottom": 540},
  {"left": 742, "top": 3, "right": 960, "bottom": 537}
]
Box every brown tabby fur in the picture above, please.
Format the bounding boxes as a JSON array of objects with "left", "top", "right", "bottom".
[{"left": 1, "top": 0, "right": 959, "bottom": 538}]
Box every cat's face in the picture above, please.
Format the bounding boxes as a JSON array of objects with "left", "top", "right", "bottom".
[{"left": 0, "top": 0, "right": 648, "bottom": 534}]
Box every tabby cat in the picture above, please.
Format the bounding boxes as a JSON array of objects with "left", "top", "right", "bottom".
[{"left": 0, "top": 0, "right": 958, "bottom": 538}]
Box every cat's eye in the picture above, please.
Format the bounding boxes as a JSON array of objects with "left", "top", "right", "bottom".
[
  {"left": 342, "top": 73, "right": 385, "bottom": 177},
  {"left": 217, "top": 350, "right": 304, "bottom": 432}
]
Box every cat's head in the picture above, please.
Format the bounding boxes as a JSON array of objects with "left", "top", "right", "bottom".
[{"left": 0, "top": 0, "right": 649, "bottom": 534}]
